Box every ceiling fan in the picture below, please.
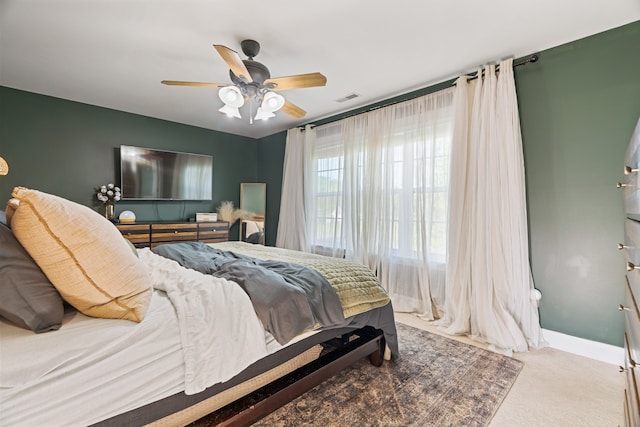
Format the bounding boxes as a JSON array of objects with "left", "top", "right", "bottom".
[{"left": 161, "top": 39, "right": 327, "bottom": 122}]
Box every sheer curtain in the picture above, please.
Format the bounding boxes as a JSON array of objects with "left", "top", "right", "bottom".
[
  {"left": 437, "top": 59, "right": 546, "bottom": 354},
  {"left": 295, "top": 89, "right": 455, "bottom": 320},
  {"left": 275, "top": 125, "right": 315, "bottom": 252},
  {"left": 276, "top": 60, "right": 544, "bottom": 353}
]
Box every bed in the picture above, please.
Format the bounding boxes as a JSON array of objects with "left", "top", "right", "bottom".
[{"left": 0, "top": 187, "right": 399, "bottom": 426}]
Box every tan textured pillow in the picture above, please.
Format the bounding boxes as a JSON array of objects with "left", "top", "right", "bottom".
[{"left": 9, "top": 187, "right": 152, "bottom": 322}]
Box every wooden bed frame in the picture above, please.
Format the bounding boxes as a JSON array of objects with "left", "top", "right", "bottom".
[{"left": 208, "top": 327, "right": 386, "bottom": 426}]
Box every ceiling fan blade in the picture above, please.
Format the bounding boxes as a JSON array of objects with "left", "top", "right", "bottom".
[
  {"left": 213, "top": 44, "right": 252, "bottom": 83},
  {"left": 161, "top": 80, "right": 226, "bottom": 87},
  {"left": 265, "top": 72, "right": 327, "bottom": 90},
  {"left": 281, "top": 100, "right": 307, "bottom": 118}
]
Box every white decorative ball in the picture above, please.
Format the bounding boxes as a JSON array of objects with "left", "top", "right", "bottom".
[{"left": 118, "top": 210, "right": 136, "bottom": 224}]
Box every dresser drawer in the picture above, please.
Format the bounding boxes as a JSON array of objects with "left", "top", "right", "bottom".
[
  {"left": 623, "top": 133, "right": 640, "bottom": 215},
  {"left": 625, "top": 277, "right": 640, "bottom": 368},
  {"left": 624, "top": 219, "right": 640, "bottom": 265},
  {"left": 624, "top": 333, "right": 640, "bottom": 427},
  {"left": 151, "top": 223, "right": 198, "bottom": 245},
  {"left": 626, "top": 267, "right": 640, "bottom": 309},
  {"left": 116, "top": 223, "right": 151, "bottom": 247},
  {"left": 197, "top": 221, "right": 229, "bottom": 243},
  {"left": 622, "top": 178, "right": 640, "bottom": 216}
]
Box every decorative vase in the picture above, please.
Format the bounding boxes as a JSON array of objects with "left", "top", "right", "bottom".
[{"left": 104, "top": 202, "right": 115, "bottom": 220}]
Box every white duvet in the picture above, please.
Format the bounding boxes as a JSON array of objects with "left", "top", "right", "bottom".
[
  {"left": 0, "top": 248, "right": 272, "bottom": 426},
  {"left": 138, "top": 248, "right": 269, "bottom": 394}
]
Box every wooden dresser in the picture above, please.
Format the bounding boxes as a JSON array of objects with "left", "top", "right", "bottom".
[
  {"left": 620, "top": 118, "right": 640, "bottom": 427},
  {"left": 116, "top": 221, "right": 229, "bottom": 248}
]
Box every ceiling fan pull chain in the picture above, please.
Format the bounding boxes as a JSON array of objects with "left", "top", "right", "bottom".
[{"left": 249, "top": 97, "right": 254, "bottom": 125}]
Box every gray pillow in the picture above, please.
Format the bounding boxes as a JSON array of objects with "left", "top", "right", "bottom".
[{"left": 0, "top": 222, "right": 65, "bottom": 332}]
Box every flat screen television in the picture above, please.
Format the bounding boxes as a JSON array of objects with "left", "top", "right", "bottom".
[{"left": 120, "top": 145, "right": 213, "bottom": 200}]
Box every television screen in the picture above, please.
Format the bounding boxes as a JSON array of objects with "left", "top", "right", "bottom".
[{"left": 120, "top": 145, "right": 213, "bottom": 200}]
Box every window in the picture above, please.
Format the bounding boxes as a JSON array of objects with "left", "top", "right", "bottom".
[{"left": 310, "top": 92, "right": 454, "bottom": 262}]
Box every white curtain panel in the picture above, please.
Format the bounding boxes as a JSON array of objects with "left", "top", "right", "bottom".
[
  {"left": 275, "top": 125, "right": 315, "bottom": 252},
  {"left": 438, "top": 59, "right": 546, "bottom": 354},
  {"left": 309, "top": 89, "right": 455, "bottom": 320}
]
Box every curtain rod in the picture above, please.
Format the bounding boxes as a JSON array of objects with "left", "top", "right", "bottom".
[
  {"left": 299, "top": 54, "right": 539, "bottom": 130},
  {"left": 464, "top": 54, "right": 539, "bottom": 82}
]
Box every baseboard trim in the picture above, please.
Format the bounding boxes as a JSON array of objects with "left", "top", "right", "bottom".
[{"left": 542, "top": 328, "right": 623, "bottom": 366}]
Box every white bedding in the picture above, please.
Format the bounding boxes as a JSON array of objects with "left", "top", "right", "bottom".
[
  {"left": 139, "top": 248, "right": 269, "bottom": 393},
  {"left": 0, "top": 249, "right": 288, "bottom": 426}
]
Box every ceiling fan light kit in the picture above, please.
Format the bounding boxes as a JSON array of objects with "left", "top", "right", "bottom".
[{"left": 162, "top": 39, "right": 326, "bottom": 124}]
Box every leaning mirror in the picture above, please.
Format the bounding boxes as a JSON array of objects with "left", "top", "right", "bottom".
[{"left": 240, "top": 182, "right": 266, "bottom": 244}]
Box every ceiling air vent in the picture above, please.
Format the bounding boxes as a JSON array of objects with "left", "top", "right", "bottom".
[{"left": 336, "top": 93, "right": 360, "bottom": 103}]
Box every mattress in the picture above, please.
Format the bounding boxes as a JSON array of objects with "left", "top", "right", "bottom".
[{"left": 1, "top": 291, "right": 184, "bottom": 426}]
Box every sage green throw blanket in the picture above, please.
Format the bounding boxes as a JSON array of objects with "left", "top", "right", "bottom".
[{"left": 211, "top": 242, "right": 390, "bottom": 319}]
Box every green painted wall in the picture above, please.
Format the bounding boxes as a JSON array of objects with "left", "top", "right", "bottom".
[
  {"left": 0, "top": 86, "right": 258, "bottom": 240},
  {"left": 256, "top": 131, "right": 286, "bottom": 247},
  {"left": 518, "top": 21, "right": 640, "bottom": 346}
]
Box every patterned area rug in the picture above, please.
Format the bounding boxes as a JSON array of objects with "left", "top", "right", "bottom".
[{"left": 200, "top": 322, "right": 523, "bottom": 426}]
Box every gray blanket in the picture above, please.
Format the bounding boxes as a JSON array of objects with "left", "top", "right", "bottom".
[{"left": 152, "top": 242, "right": 345, "bottom": 344}]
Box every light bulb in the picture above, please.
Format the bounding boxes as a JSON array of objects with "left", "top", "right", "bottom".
[
  {"left": 261, "top": 92, "right": 285, "bottom": 113},
  {"left": 225, "top": 91, "right": 238, "bottom": 102},
  {"left": 218, "top": 86, "right": 244, "bottom": 108}
]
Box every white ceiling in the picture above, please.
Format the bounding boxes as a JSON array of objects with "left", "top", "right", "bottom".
[{"left": 1, "top": 1, "right": 639, "bottom": 140}]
